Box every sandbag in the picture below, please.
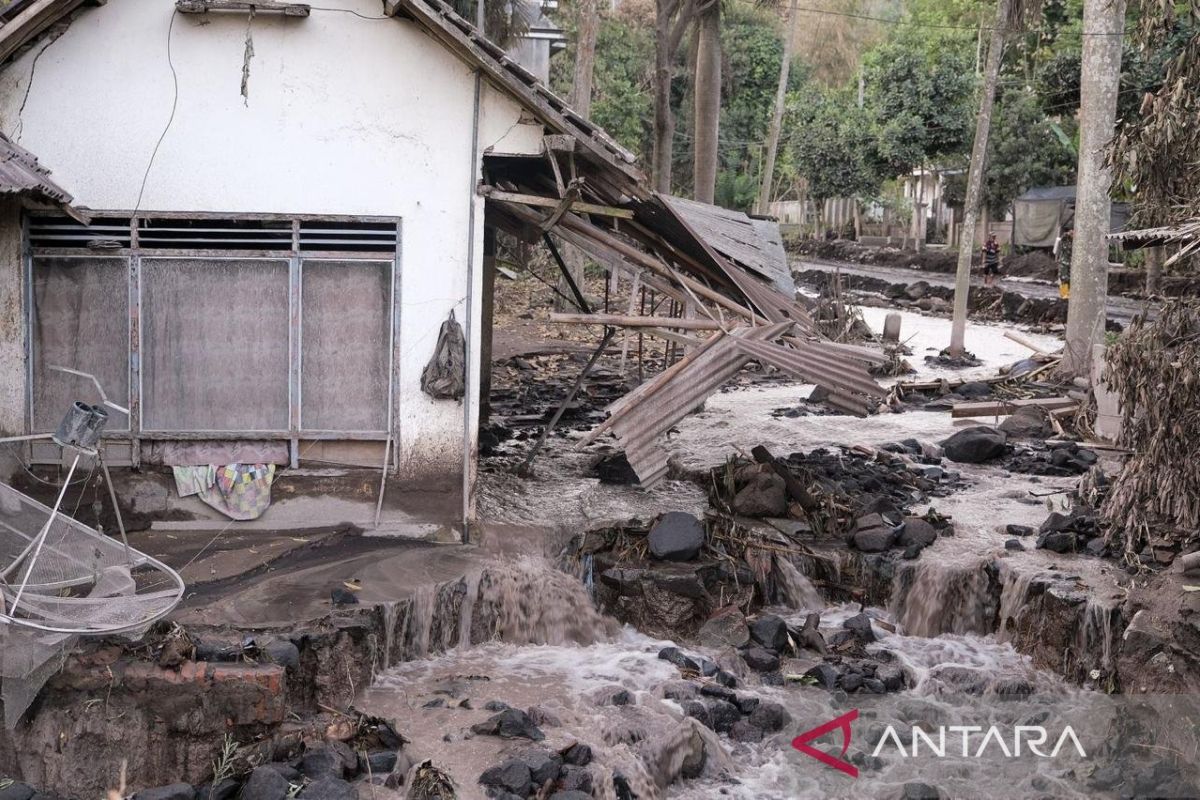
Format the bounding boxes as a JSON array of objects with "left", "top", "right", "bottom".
[{"left": 421, "top": 311, "right": 466, "bottom": 400}]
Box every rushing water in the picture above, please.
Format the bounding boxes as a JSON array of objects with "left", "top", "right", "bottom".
[{"left": 356, "top": 553, "right": 1194, "bottom": 800}]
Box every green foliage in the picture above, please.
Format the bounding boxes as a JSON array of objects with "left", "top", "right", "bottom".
[
  {"left": 942, "top": 87, "right": 1076, "bottom": 214},
  {"left": 786, "top": 87, "right": 884, "bottom": 203},
  {"left": 861, "top": 31, "right": 975, "bottom": 175}
]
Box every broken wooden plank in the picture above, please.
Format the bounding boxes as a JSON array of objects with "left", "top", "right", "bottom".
[
  {"left": 481, "top": 187, "right": 634, "bottom": 219},
  {"left": 950, "top": 397, "right": 1079, "bottom": 418},
  {"left": 549, "top": 313, "right": 726, "bottom": 331},
  {"left": 176, "top": 0, "right": 311, "bottom": 15},
  {"left": 1003, "top": 330, "right": 1054, "bottom": 356}
]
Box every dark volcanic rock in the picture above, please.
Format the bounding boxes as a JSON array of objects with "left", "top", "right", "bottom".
[
  {"left": 300, "top": 749, "right": 344, "bottom": 779},
  {"left": 194, "top": 780, "right": 238, "bottom": 800},
  {"left": 658, "top": 646, "right": 701, "bottom": 672},
  {"left": 516, "top": 748, "right": 563, "bottom": 786},
  {"left": 941, "top": 426, "right": 1007, "bottom": 463},
  {"left": 562, "top": 742, "right": 593, "bottom": 766},
  {"left": 730, "top": 719, "right": 764, "bottom": 742},
  {"left": 1005, "top": 539, "right": 1026, "bottom": 551},
  {"left": 852, "top": 526, "right": 897, "bottom": 552},
  {"left": 804, "top": 663, "right": 839, "bottom": 690},
  {"left": 1006, "top": 524, "right": 1035, "bottom": 537},
  {"left": 843, "top": 613, "right": 877, "bottom": 643},
  {"left": 706, "top": 699, "right": 742, "bottom": 733},
  {"left": 733, "top": 472, "right": 788, "bottom": 517},
  {"left": 296, "top": 779, "right": 356, "bottom": 800},
  {"left": 648, "top": 512, "right": 706, "bottom": 562},
  {"left": 471, "top": 708, "right": 545, "bottom": 741},
  {"left": 1037, "top": 531, "right": 1077, "bottom": 553},
  {"left": 559, "top": 764, "right": 593, "bottom": 794},
  {"left": 898, "top": 517, "right": 937, "bottom": 548},
  {"left": 135, "top": 787, "right": 193, "bottom": 800},
  {"left": 998, "top": 405, "right": 1052, "bottom": 439},
  {"left": 748, "top": 701, "right": 790, "bottom": 732},
  {"left": 748, "top": 615, "right": 790, "bottom": 651},
  {"left": 592, "top": 451, "right": 639, "bottom": 484},
  {"left": 0, "top": 788, "right": 35, "bottom": 800},
  {"left": 697, "top": 606, "right": 749, "bottom": 649},
  {"left": 479, "top": 759, "right": 533, "bottom": 797},
  {"left": 241, "top": 768, "right": 289, "bottom": 800},
  {"left": 901, "top": 782, "right": 942, "bottom": 799},
  {"left": 742, "top": 646, "right": 780, "bottom": 672}
]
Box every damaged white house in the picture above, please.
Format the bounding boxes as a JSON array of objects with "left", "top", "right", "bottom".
[{"left": 0, "top": 0, "right": 883, "bottom": 536}]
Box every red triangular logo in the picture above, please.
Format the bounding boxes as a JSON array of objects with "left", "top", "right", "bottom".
[{"left": 791, "top": 708, "right": 859, "bottom": 778}]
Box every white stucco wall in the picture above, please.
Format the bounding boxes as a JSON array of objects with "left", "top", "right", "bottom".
[{"left": 0, "top": 0, "right": 544, "bottom": 484}]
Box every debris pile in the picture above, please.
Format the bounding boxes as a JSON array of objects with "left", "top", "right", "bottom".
[{"left": 1102, "top": 301, "right": 1200, "bottom": 561}]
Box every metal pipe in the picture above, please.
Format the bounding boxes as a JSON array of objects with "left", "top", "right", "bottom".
[
  {"left": 461, "top": 70, "right": 483, "bottom": 544},
  {"left": 11, "top": 452, "right": 80, "bottom": 614},
  {"left": 98, "top": 452, "right": 132, "bottom": 563}
]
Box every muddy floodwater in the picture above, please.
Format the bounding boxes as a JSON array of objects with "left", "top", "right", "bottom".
[{"left": 372, "top": 306, "right": 1197, "bottom": 798}]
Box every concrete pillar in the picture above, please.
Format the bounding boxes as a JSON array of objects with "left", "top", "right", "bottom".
[
  {"left": 0, "top": 199, "right": 25, "bottom": 480},
  {"left": 882, "top": 313, "right": 902, "bottom": 343},
  {"left": 478, "top": 225, "right": 496, "bottom": 426}
]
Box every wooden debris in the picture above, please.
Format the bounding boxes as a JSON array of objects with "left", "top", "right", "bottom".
[{"left": 950, "top": 397, "right": 1079, "bottom": 418}]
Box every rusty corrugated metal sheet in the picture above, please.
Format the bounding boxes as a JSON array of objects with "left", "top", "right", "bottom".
[
  {"left": 0, "top": 133, "right": 75, "bottom": 206},
  {"left": 661, "top": 195, "right": 793, "bottom": 295},
  {"left": 587, "top": 320, "right": 885, "bottom": 488}
]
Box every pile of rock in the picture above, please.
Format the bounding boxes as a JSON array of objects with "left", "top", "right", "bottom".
[
  {"left": 800, "top": 613, "right": 909, "bottom": 695},
  {"left": 1006, "top": 441, "right": 1099, "bottom": 477},
  {"left": 478, "top": 742, "right": 595, "bottom": 799},
  {"left": 849, "top": 511, "right": 944, "bottom": 558},
  {"left": 1035, "top": 508, "right": 1103, "bottom": 555},
  {"left": 124, "top": 735, "right": 410, "bottom": 800}
]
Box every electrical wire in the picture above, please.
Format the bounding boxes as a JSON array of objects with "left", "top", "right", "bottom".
[{"left": 134, "top": 9, "right": 180, "bottom": 214}]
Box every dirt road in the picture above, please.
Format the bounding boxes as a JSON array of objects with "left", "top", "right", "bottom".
[{"left": 793, "top": 258, "right": 1150, "bottom": 323}]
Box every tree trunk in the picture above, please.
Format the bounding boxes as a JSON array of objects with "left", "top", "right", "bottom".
[
  {"left": 1145, "top": 244, "right": 1163, "bottom": 294},
  {"left": 755, "top": 0, "right": 797, "bottom": 215},
  {"left": 949, "top": 0, "right": 1009, "bottom": 357},
  {"left": 652, "top": 1, "right": 677, "bottom": 193},
  {"left": 912, "top": 169, "right": 925, "bottom": 253},
  {"left": 1062, "top": 0, "right": 1125, "bottom": 379},
  {"left": 569, "top": 0, "right": 600, "bottom": 118},
  {"left": 692, "top": 1, "right": 721, "bottom": 204}
]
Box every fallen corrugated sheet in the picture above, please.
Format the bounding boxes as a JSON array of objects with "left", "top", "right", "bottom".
[
  {"left": 579, "top": 321, "right": 884, "bottom": 487},
  {"left": 661, "top": 195, "right": 793, "bottom": 295}
]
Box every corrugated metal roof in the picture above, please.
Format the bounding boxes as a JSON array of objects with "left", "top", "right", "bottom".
[
  {"left": 1107, "top": 220, "right": 1199, "bottom": 244},
  {"left": 0, "top": 133, "right": 78, "bottom": 211},
  {"left": 662, "top": 195, "right": 793, "bottom": 295},
  {"left": 586, "top": 322, "right": 884, "bottom": 488}
]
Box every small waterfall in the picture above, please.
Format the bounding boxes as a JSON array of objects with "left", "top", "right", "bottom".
[
  {"left": 890, "top": 559, "right": 999, "bottom": 637},
  {"left": 405, "top": 583, "right": 435, "bottom": 659},
  {"left": 379, "top": 600, "right": 400, "bottom": 670},
  {"left": 470, "top": 557, "right": 617, "bottom": 646},
  {"left": 774, "top": 556, "right": 824, "bottom": 611},
  {"left": 457, "top": 570, "right": 482, "bottom": 650},
  {"left": 1078, "top": 600, "right": 1119, "bottom": 673},
  {"left": 996, "top": 565, "right": 1037, "bottom": 642}
]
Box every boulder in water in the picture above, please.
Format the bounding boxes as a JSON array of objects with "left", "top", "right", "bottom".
[
  {"left": 998, "top": 405, "right": 1052, "bottom": 439},
  {"left": 1005, "top": 538, "right": 1026, "bottom": 551},
  {"left": 803, "top": 663, "right": 839, "bottom": 690},
  {"left": 741, "top": 646, "right": 780, "bottom": 672},
  {"left": 478, "top": 759, "right": 533, "bottom": 797},
  {"left": 1006, "top": 524, "right": 1035, "bottom": 537},
  {"left": 470, "top": 708, "right": 545, "bottom": 741},
  {"left": 1037, "top": 531, "right": 1077, "bottom": 553},
  {"left": 730, "top": 719, "right": 764, "bottom": 743},
  {"left": 697, "top": 606, "right": 749, "bottom": 649},
  {"left": 658, "top": 646, "right": 701, "bottom": 672},
  {"left": 647, "top": 512, "right": 706, "bottom": 562},
  {"left": 748, "top": 701, "right": 790, "bottom": 732},
  {"left": 705, "top": 699, "right": 741, "bottom": 733},
  {"left": 853, "top": 525, "right": 897, "bottom": 553},
  {"left": 748, "top": 615, "right": 790, "bottom": 651},
  {"left": 897, "top": 517, "right": 937, "bottom": 548},
  {"left": 515, "top": 748, "right": 562, "bottom": 786},
  {"left": 940, "top": 426, "right": 1007, "bottom": 463},
  {"left": 901, "top": 782, "right": 943, "bottom": 800},
  {"left": 561, "top": 742, "right": 592, "bottom": 767},
  {"left": 843, "top": 613, "right": 877, "bottom": 643}
]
